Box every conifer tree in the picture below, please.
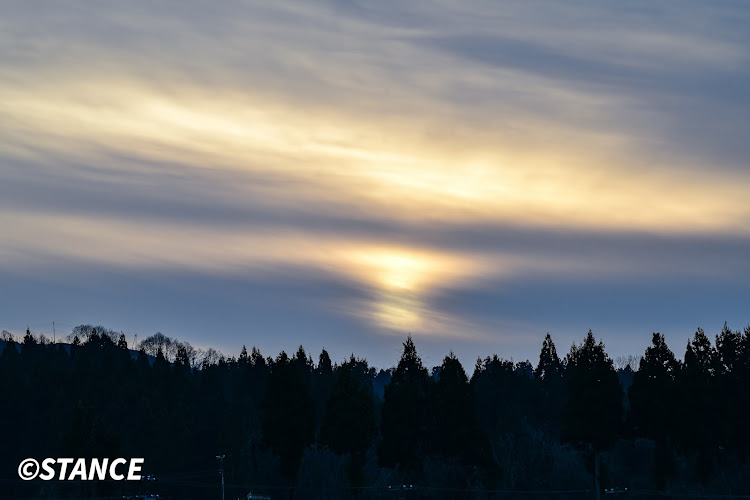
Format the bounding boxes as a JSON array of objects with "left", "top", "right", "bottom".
[
  {"left": 378, "top": 336, "right": 433, "bottom": 472},
  {"left": 715, "top": 323, "right": 742, "bottom": 454},
  {"left": 535, "top": 333, "right": 562, "bottom": 381},
  {"left": 117, "top": 333, "right": 128, "bottom": 350},
  {"left": 23, "top": 327, "right": 35, "bottom": 346},
  {"left": 317, "top": 348, "right": 333, "bottom": 377},
  {"left": 739, "top": 325, "right": 750, "bottom": 456},
  {"left": 261, "top": 351, "right": 316, "bottom": 478},
  {"left": 432, "top": 352, "right": 490, "bottom": 466},
  {"left": 319, "top": 359, "right": 376, "bottom": 457},
  {"left": 561, "top": 330, "right": 622, "bottom": 500},
  {"left": 238, "top": 345, "right": 249, "bottom": 365},
  {"left": 678, "top": 328, "right": 719, "bottom": 481},
  {"left": 532, "top": 333, "right": 565, "bottom": 437},
  {"left": 250, "top": 346, "right": 266, "bottom": 368},
  {"left": 629, "top": 332, "right": 680, "bottom": 488}
]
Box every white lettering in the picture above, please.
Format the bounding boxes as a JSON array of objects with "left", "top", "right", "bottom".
[
  {"left": 127, "top": 458, "right": 144, "bottom": 480},
  {"left": 109, "top": 458, "right": 127, "bottom": 480},
  {"left": 39, "top": 459, "right": 56, "bottom": 481},
  {"left": 57, "top": 458, "right": 73, "bottom": 480},
  {"left": 20, "top": 458, "right": 146, "bottom": 481},
  {"left": 68, "top": 458, "right": 87, "bottom": 480},
  {"left": 89, "top": 458, "right": 109, "bottom": 480}
]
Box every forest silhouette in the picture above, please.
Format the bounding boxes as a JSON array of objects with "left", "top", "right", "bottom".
[{"left": 2, "top": 323, "right": 750, "bottom": 499}]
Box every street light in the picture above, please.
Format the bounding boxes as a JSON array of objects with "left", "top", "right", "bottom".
[{"left": 216, "top": 455, "right": 225, "bottom": 500}]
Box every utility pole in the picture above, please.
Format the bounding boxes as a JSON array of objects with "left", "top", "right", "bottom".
[
  {"left": 216, "top": 455, "right": 225, "bottom": 500},
  {"left": 52, "top": 322, "right": 55, "bottom": 344}
]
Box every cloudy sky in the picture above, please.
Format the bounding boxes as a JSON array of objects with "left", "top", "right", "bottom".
[{"left": 2, "top": 1, "right": 749, "bottom": 368}]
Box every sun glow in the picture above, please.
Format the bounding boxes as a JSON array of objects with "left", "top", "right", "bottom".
[
  {"left": 358, "top": 253, "right": 428, "bottom": 290},
  {"left": 374, "top": 300, "right": 423, "bottom": 331},
  {"left": 3, "top": 49, "right": 750, "bottom": 340},
  {"left": 3, "top": 77, "right": 750, "bottom": 235},
  {"left": 339, "top": 248, "right": 485, "bottom": 332},
  {"left": 342, "top": 247, "right": 484, "bottom": 291}
]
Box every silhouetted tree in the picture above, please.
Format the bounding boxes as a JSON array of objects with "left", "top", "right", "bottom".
[
  {"left": 175, "top": 344, "right": 190, "bottom": 369},
  {"left": 739, "top": 325, "right": 750, "bottom": 457},
  {"left": 238, "top": 345, "right": 249, "bottom": 365},
  {"left": 320, "top": 360, "right": 375, "bottom": 455},
  {"left": 87, "top": 328, "right": 100, "bottom": 347},
  {"left": 715, "top": 323, "right": 742, "bottom": 452},
  {"left": 6, "top": 321, "right": 750, "bottom": 498},
  {"left": 117, "top": 333, "right": 128, "bottom": 350},
  {"left": 379, "top": 336, "right": 433, "bottom": 473},
  {"left": 678, "top": 328, "right": 719, "bottom": 481},
  {"left": 561, "top": 330, "right": 622, "bottom": 500},
  {"left": 318, "top": 349, "right": 332, "bottom": 377},
  {"left": 473, "top": 353, "right": 540, "bottom": 438},
  {"left": 319, "top": 358, "right": 376, "bottom": 488},
  {"left": 140, "top": 332, "right": 175, "bottom": 361},
  {"left": 629, "top": 332, "right": 680, "bottom": 488},
  {"left": 433, "top": 352, "right": 491, "bottom": 466},
  {"left": 250, "top": 346, "right": 265, "bottom": 367},
  {"left": 23, "top": 327, "right": 35, "bottom": 346},
  {"left": 262, "top": 351, "right": 316, "bottom": 478},
  {"left": 533, "top": 333, "right": 565, "bottom": 438},
  {"left": 535, "top": 333, "right": 562, "bottom": 381}
]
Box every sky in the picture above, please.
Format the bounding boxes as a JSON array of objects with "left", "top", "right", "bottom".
[{"left": 1, "top": 1, "right": 749, "bottom": 369}]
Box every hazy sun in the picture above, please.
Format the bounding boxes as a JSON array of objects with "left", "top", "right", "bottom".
[
  {"left": 341, "top": 248, "right": 451, "bottom": 332},
  {"left": 375, "top": 254, "right": 426, "bottom": 290},
  {"left": 347, "top": 250, "right": 436, "bottom": 292}
]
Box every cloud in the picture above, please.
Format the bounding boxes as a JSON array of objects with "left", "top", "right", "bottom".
[
  {"left": 1, "top": 0, "right": 749, "bottom": 363},
  {"left": 3, "top": 77, "right": 750, "bottom": 235}
]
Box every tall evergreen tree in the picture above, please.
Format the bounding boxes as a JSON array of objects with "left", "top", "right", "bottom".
[
  {"left": 261, "top": 351, "right": 316, "bottom": 478},
  {"left": 312, "top": 349, "right": 334, "bottom": 436},
  {"left": 432, "top": 352, "right": 491, "bottom": 466},
  {"left": 678, "top": 328, "right": 719, "bottom": 481},
  {"left": 319, "top": 360, "right": 376, "bottom": 455},
  {"left": 250, "top": 346, "right": 266, "bottom": 368},
  {"left": 738, "top": 325, "right": 750, "bottom": 456},
  {"left": 535, "top": 333, "right": 562, "bottom": 381},
  {"left": 715, "top": 323, "right": 742, "bottom": 454},
  {"left": 117, "top": 333, "right": 128, "bottom": 350},
  {"left": 630, "top": 333, "right": 679, "bottom": 438},
  {"left": 534, "top": 333, "right": 565, "bottom": 438},
  {"left": 561, "top": 330, "right": 622, "bottom": 500},
  {"left": 629, "top": 332, "right": 680, "bottom": 488},
  {"left": 238, "top": 345, "right": 249, "bottom": 365},
  {"left": 716, "top": 322, "right": 741, "bottom": 375},
  {"left": 23, "top": 327, "right": 35, "bottom": 346},
  {"left": 378, "top": 336, "right": 433, "bottom": 472},
  {"left": 293, "top": 345, "right": 314, "bottom": 377},
  {"left": 317, "top": 349, "right": 333, "bottom": 377}
]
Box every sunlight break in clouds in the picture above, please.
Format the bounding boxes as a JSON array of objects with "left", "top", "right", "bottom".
[
  {"left": 3, "top": 80, "right": 750, "bottom": 235},
  {"left": 1, "top": 1, "right": 749, "bottom": 359}
]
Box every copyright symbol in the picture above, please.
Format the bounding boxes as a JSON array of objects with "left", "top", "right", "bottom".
[{"left": 18, "top": 458, "right": 39, "bottom": 480}]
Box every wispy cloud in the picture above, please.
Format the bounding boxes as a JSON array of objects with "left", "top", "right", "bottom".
[{"left": 1, "top": 0, "right": 749, "bottom": 364}]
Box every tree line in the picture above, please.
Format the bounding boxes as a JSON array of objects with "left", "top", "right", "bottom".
[{"left": 1, "top": 323, "right": 750, "bottom": 499}]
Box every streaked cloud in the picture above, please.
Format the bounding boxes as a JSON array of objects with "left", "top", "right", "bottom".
[{"left": 1, "top": 0, "right": 749, "bottom": 365}]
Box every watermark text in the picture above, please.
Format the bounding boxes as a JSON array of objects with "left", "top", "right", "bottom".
[{"left": 18, "top": 458, "right": 144, "bottom": 481}]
